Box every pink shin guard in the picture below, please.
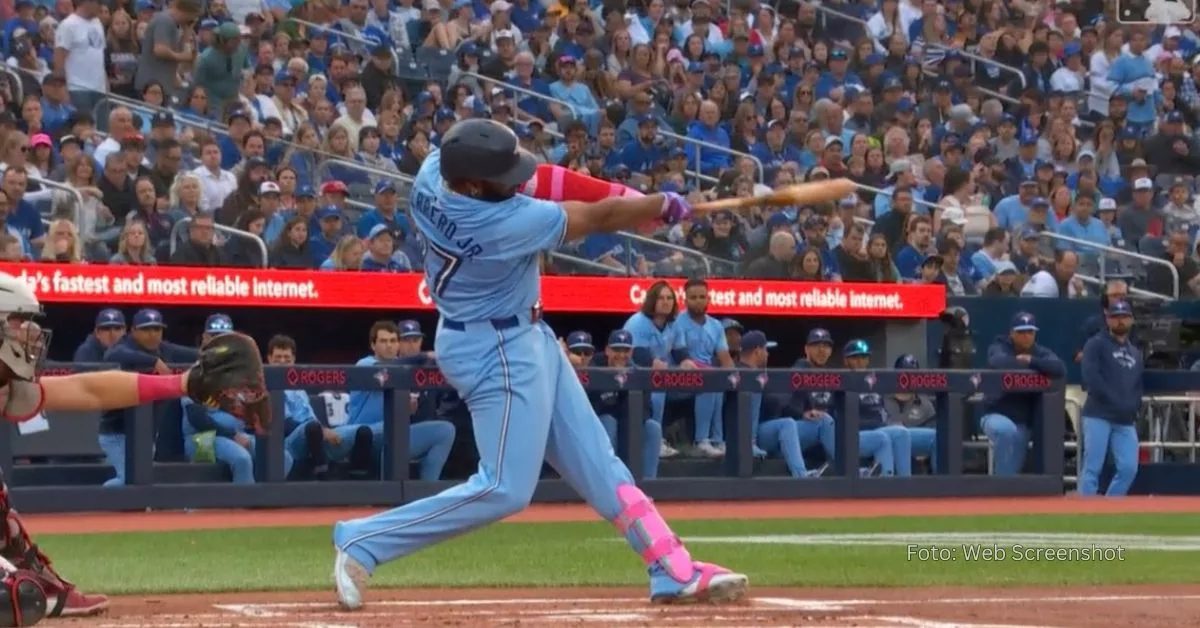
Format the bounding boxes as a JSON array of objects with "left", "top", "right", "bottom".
[{"left": 612, "top": 484, "right": 693, "bottom": 583}]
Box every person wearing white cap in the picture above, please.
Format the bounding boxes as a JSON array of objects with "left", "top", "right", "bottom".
[
  {"left": 1096, "top": 197, "right": 1126, "bottom": 250},
  {"left": 1116, "top": 177, "right": 1159, "bottom": 246},
  {"left": 1161, "top": 177, "right": 1198, "bottom": 236},
  {"left": 487, "top": 1, "right": 524, "bottom": 48}
]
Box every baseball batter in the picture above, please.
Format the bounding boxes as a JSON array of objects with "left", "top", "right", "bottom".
[
  {"left": 331, "top": 119, "right": 749, "bottom": 608},
  {"left": 0, "top": 275, "right": 268, "bottom": 627}
]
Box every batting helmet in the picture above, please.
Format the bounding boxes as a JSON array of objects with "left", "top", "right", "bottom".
[{"left": 439, "top": 119, "right": 537, "bottom": 187}]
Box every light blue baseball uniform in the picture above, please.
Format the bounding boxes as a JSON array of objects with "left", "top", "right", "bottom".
[
  {"left": 622, "top": 312, "right": 686, "bottom": 426},
  {"left": 672, "top": 313, "right": 729, "bottom": 445},
  {"left": 332, "top": 150, "right": 671, "bottom": 582}
]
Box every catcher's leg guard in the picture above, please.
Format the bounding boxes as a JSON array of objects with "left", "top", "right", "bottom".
[
  {"left": 0, "top": 557, "right": 47, "bottom": 627},
  {"left": 0, "top": 477, "right": 107, "bottom": 618}
]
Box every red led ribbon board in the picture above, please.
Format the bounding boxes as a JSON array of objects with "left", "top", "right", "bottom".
[{"left": 0, "top": 264, "right": 946, "bottom": 318}]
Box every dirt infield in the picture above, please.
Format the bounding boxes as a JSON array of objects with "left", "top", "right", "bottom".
[{"left": 36, "top": 496, "right": 1200, "bottom": 627}]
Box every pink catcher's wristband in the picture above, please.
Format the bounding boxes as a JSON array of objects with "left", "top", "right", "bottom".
[{"left": 137, "top": 373, "right": 185, "bottom": 403}]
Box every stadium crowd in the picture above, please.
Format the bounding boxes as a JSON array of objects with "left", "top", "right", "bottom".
[{"left": 0, "top": 0, "right": 1189, "bottom": 299}]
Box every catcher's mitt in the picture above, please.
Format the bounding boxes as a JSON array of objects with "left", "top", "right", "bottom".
[{"left": 185, "top": 332, "right": 270, "bottom": 434}]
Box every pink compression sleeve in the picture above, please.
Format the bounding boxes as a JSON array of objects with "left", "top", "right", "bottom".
[
  {"left": 519, "top": 164, "right": 645, "bottom": 202},
  {"left": 137, "top": 374, "right": 185, "bottom": 403}
]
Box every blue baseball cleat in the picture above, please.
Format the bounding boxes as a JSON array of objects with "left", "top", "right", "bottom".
[{"left": 648, "top": 562, "right": 749, "bottom": 604}]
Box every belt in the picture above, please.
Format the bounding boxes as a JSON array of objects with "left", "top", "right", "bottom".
[{"left": 443, "top": 304, "right": 543, "bottom": 332}]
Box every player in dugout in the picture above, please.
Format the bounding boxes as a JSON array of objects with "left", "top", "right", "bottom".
[
  {"left": 72, "top": 309, "right": 126, "bottom": 362},
  {"left": 98, "top": 309, "right": 200, "bottom": 487},
  {"left": 347, "top": 320, "right": 456, "bottom": 480},
  {"left": 790, "top": 329, "right": 894, "bottom": 477},
  {"left": 265, "top": 334, "right": 369, "bottom": 476},
  {"left": 734, "top": 330, "right": 828, "bottom": 478},
  {"left": 567, "top": 329, "right": 669, "bottom": 478}
]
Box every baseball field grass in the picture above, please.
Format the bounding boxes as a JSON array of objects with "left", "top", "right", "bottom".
[{"left": 37, "top": 513, "right": 1200, "bottom": 595}]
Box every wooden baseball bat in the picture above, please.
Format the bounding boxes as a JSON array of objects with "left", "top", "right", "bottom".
[{"left": 692, "top": 178, "right": 859, "bottom": 214}]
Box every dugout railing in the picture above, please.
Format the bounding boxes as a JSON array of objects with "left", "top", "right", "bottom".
[{"left": 0, "top": 363, "right": 1077, "bottom": 513}]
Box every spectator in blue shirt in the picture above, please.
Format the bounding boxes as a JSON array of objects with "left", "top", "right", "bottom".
[
  {"left": 1055, "top": 195, "right": 1109, "bottom": 263},
  {"left": 686, "top": 100, "right": 733, "bottom": 174},
  {"left": 751, "top": 119, "right": 802, "bottom": 175},
  {"left": 617, "top": 114, "right": 666, "bottom": 172},
  {"left": 814, "top": 48, "right": 864, "bottom": 100},
  {"left": 2, "top": 169, "right": 45, "bottom": 249},
  {"left": 360, "top": 224, "right": 411, "bottom": 272},
  {"left": 308, "top": 206, "right": 345, "bottom": 265},
  {"left": 548, "top": 55, "right": 602, "bottom": 134},
  {"left": 894, "top": 215, "right": 935, "bottom": 279}
]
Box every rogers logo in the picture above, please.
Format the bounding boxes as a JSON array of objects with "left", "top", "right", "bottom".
[
  {"left": 897, "top": 372, "right": 948, "bottom": 391},
  {"left": 413, "top": 368, "right": 447, "bottom": 388},
  {"left": 628, "top": 283, "right": 648, "bottom": 305},
  {"left": 576, "top": 369, "right": 590, "bottom": 386},
  {"left": 417, "top": 279, "right": 433, "bottom": 306},
  {"left": 1003, "top": 372, "right": 1051, "bottom": 391},
  {"left": 650, "top": 370, "right": 705, "bottom": 389},
  {"left": 286, "top": 367, "right": 348, "bottom": 387},
  {"left": 790, "top": 372, "right": 841, "bottom": 390}
]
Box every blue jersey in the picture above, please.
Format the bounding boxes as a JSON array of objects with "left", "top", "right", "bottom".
[
  {"left": 672, "top": 314, "right": 727, "bottom": 366},
  {"left": 347, "top": 355, "right": 387, "bottom": 424},
  {"left": 410, "top": 149, "right": 567, "bottom": 321},
  {"left": 622, "top": 312, "right": 684, "bottom": 365}
]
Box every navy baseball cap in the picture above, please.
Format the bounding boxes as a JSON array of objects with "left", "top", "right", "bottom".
[
  {"left": 607, "top": 329, "right": 634, "bottom": 349},
  {"left": 882, "top": 77, "right": 902, "bottom": 90},
  {"left": 1019, "top": 135, "right": 1038, "bottom": 146},
  {"left": 95, "top": 309, "right": 125, "bottom": 329},
  {"left": 1020, "top": 228, "right": 1039, "bottom": 240},
  {"left": 317, "top": 206, "right": 343, "bottom": 220},
  {"left": 566, "top": 331, "right": 594, "bottom": 351},
  {"left": 806, "top": 328, "right": 833, "bottom": 346},
  {"left": 375, "top": 180, "right": 397, "bottom": 195},
  {"left": 398, "top": 319, "right": 424, "bottom": 338},
  {"left": 895, "top": 98, "right": 915, "bottom": 113},
  {"left": 843, "top": 339, "right": 871, "bottom": 357},
  {"left": 296, "top": 185, "right": 316, "bottom": 199},
  {"left": 1030, "top": 196, "right": 1049, "bottom": 207},
  {"left": 637, "top": 113, "right": 657, "bottom": 126},
  {"left": 1107, "top": 301, "right": 1134, "bottom": 317},
  {"left": 1166, "top": 111, "right": 1184, "bottom": 124},
  {"left": 829, "top": 48, "right": 847, "bottom": 61},
  {"left": 1011, "top": 312, "right": 1038, "bottom": 332},
  {"left": 895, "top": 354, "right": 920, "bottom": 369},
  {"left": 721, "top": 318, "right": 744, "bottom": 331},
  {"left": 205, "top": 314, "right": 233, "bottom": 335},
  {"left": 132, "top": 309, "right": 166, "bottom": 330},
  {"left": 934, "top": 79, "right": 952, "bottom": 91},
  {"left": 740, "top": 330, "right": 777, "bottom": 353},
  {"left": 748, "top": 44, "right": 765, "bottom": 57},
  {"left": 1019, "top": 177, "right": 1039, "bottom": 188},
  {"left": 687, "top": 61, "right": 705, "bottom": 74}
]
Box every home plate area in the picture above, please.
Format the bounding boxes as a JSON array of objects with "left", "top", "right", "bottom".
[{"left": 68, "top": 587, "right": 1200, "bottom": 628}]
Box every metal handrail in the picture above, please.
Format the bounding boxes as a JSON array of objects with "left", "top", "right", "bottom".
[
  {"left": 460, "top": 71, "right": 764, "bottom": 183},
  {"left": 851, "top": 181, "right": 939, "bottom": 213},
  {"left": 28, "top": 174, "right": 84, "bottom": 228},
  {"left": 168, "top": 216, "right": 269, "bottom": 268},
  {"left": 547, "top": 251, "right": 630, "bottom": 275},
  {"left": 291, "top": 18, "right": 403, "bottom": 76},
  {"left": 928, "top": 45, "right": 1027, "bottom": 92},
  {"left": 616, "top": 229, "right": 727, "bottom": 275},
  {"left": 810, "top": 1, "right": 870, "bottom": 29},
  {"left": 86, "top": 91, "right": 416, "bottom": 189},
  {"left": 1036, "top": 231, "right": 1179, "bottom": 300},
  {"left": 1073, "top": 273, "right": 1171, "bottom": 302},
  {"left": 917, "top": 58, "right": 1021, "bottom": 106}
]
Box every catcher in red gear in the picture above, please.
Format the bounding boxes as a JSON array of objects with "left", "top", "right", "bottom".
[{"left": 0, "top": 274, "right": 269, "bottom": 626}]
